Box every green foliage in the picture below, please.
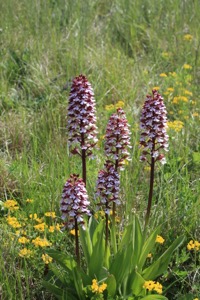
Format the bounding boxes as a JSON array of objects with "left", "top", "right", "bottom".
[{"left": 43, "top": 215, "right": 185, "bottom": 299}]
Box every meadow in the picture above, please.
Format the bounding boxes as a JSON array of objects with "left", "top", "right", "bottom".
[{"left": 0, "top": 0, "right": 199, "bottom": 299}]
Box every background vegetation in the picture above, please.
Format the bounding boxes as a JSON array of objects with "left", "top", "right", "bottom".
[{"left": 0, "top": 0, "right": 199, "bottom": 299}]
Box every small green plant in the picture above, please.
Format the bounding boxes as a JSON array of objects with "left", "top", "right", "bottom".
[{"left": 43, "top": 79, "right": 184, "bottom": 299}]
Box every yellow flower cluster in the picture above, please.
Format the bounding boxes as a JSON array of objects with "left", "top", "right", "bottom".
[
  {"left": 183, "top": 64, "right": 192, "bottom": 70},
  {"left": 156, "top": 235, "right": 165, "bottom": 244},
  {"left": 184, "top": 89, "right": 193, "bottom": 96},
  {"left": 34, "top": 222, "right": 48, "bottom": 232},
  {"left": 19, "top": 248, "right": 33, "bottom": 258},
  {"left": 32, "top": 237, "right": 52, "bottom": 247},
  {"left": 167, "top": 120, "right": 184, "bottom": 132},
  {"left": 172, "top": 96, "right": 188, "bottom": 104},
  {"left": 183, "top": 34, "right": 193, "bottom": 41},
  {"left": 143, "top": 280, "right": 163, "bottom": 294},
  {"left": 29, "top": 213, "right": 39, "bottom": 220},
  {"left": 18, "top": 237, "right": 30, "bottom": 244},
  {"left": 105, "top": 100, "right": 125, "bottom": 111},
  {"left": 42, "top": 254, "right": 53, "bottom": 264},
  {"left": 187, "top": 240, "right": 200, "bottom": 251},
  {"left": 45, "top": 211, "right": 56, "bottom": 218},
  {"left": 160, "top": 73, "right": 167, "bottom": 77},
  {"left": 49, "top": 224, "right": 62, "bottom": 233},
  {"left": 91, "top": 279, "right": 107, "bottom": 294},
  {"left": 3, "top": 200, "right": 19, "bottom": 211},
  {"left": 6, "top": 216, "right": 21, "bottom": 228},
  {"left": 29, "top": 213, "right": 43, "bottom": 223}
]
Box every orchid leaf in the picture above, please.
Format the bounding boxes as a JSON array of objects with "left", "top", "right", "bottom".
[
  {"left": 79, "top": 225, "right": 92, "bottom": 266},
  {"left": 45, "top": 249, "right": 76, "bottom": 272},
  {"left": 88, "top": 219, "right": 105, "bottom": 278},
  {"left": 130, "top": 270, "right": 145, "bottom": 296},
  {"left": 141, "top": 295, "right": 168, "bottom": 300},
  {"left": 138, "top": 225, "right": 161, "bottom": 270},
  {"left": 106, "top": 274, "right": 117, "bottom": 297},
  {"left": 143, "top": 235, "right": 185, "bottom": 279}
]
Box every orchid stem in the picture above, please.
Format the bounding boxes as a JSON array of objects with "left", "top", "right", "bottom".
[
  {"left": 75, "top": 218, "right": 80, "bottom": 266},
  {"left": 144, "top": 155, "right": 155, "bottom": 229}
]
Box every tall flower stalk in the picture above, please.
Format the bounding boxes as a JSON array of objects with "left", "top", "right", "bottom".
[
  {"left": 67, "top": 75, "right": 98, "bottom": 185},
  {"left": 96, "top": 108, "right": 131, "bottom": 253},
  {"left": 104, "top": 108, "right": 131, "bottom": 218},
  {"left": 60, "top": 174, "right": 91, "bottom": 265},
  {"left": 96, "top": 161, "right": 120, "bottom": 249},
  {"left": 140, "top": 90, "right": 168, "bottom": 228}
]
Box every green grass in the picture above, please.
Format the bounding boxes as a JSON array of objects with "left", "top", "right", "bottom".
[{"left": 0, "top": 0, "right": 200, "bottom": 299}]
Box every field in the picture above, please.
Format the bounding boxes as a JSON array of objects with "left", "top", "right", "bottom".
[{"left": 0, "top": 0, "right": 199, "bottom": 299}]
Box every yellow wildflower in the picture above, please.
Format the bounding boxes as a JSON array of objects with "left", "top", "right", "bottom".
[
  {"left": 167, "top": 87, "right": 174, "bottom": 93},
  {"left": 94, "top": 210, "right": 105, "bottom": 219},
  {"left": 18, "top": 237, "right": 30, "bottom": 244},
  {"left": 29, "top": 213, "right": 38, "bottom": 220},
  {"left": 143, "top": 281, "right": 163, "bottom": 294},
  {"left": 32, "top": 237, "right": 52, "bottom": 247},
  {"left": 42, "top": 254, "right": 53, "bottom": 264},
  {"left": 45, "top": 211, "right": 56, "bottom": 218},
  {"left": 70, "top": 229, "right": 79, "bottom": 236},
  {"left": 160, "top": 73, "right": 167, "bottom": 77},
  {"left": 192, "top": 112, "right": 199, "bottom": 117},
  {"left": 19, "top": 248, "right": 32, "bottom": 258},
  {"left": 184, "top": 89, "right": 193, "bottom": 96},
  {"left": 154, "top": 282, "right": 163, "bottom": 294},
  {"left": 48, "top": 224, "right": 61, "bottom": 233},
  {"left": 6, "top": 216, "right": 21, "bottom": 228},
  {"left": 34, "top": 222, "right": 47, "bottom": 232},
  {"left": 183, "top": 64, "right": 192, "bottom": 70},
  {"left": 35, "top": 217, "right": 43, "bottom": 223},
  {"left": 172, "top": 96, "right": 188, "bottom": 104},
  {"left": 105, "top": 104, "right": 115, "bottom": 111},
  {"left": 26, "top": 199, "right": 34, "bottom": 203},
  {"left": 147, "top": 253, "right": 152, "bottom": 258},
  {"left": 156, "top": 235, "right": 165, "bottom": 244},
  {"left": 187, "top": 240, "right": 200, "bottom": 251},
  {"left": 179, "top": 96, "right": 188, "bottom": 102},
  {"left": 55, "top": 223, "right": 62, "bottom": 231},
  {"left": 153, "top": 86, "right": 160, "bottom": 91},
  {"left": 49, "top": 226, "right": 55, "bottom": 233},
  {"left": 3, "top": 200, "right": 19, "bottom": 211},
  {"left": 115, "top": 100, "right": 125, "bottom": 109},
  {"left": 183, "top": 34, "right": 193, "bottom": 41},
  {"left": 91, "top": 279, "right": 107, "bottom": 294},
  {"left": 167, "top": 120, "right": 184, "bottom": 132}
]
